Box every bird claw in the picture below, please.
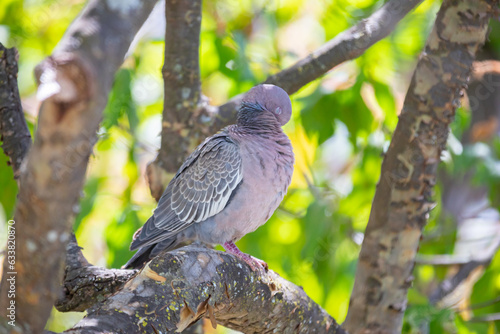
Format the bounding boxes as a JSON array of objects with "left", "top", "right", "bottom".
[
  {"left": 223, "top": 241, "right": 268, "bottom": 272},
  {"left": 244, "top": 255, "right": 269, "bottom": 272}
]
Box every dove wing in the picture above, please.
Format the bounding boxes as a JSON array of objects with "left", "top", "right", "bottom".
[{"left": 130, "top": 134, "right": 242, "bottom": 250}]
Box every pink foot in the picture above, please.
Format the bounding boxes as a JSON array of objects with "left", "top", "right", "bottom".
[{"left": 223, "top": 241, "right": 268, "bottom": 272}]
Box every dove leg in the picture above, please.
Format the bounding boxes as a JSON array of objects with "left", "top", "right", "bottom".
[{"left": 223, "top": 241, "right": 268, "bottom": 271}]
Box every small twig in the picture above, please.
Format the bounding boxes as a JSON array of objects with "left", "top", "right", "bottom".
[
  {"left": 417, "top": 230, "right": 500, "bottom": 265},
  {"left": 417, "top": 229, "right": 500, "bottom": 309},
  {"left": 416, "top": 254, "right": 484, "bottom": 266},
  {"left": 147, "top": 0, "right": 204, "bottom": 201},
  {"left": 469, "top": 313, "right": 500, "bottom": 322},
  {"left": 429, "top": 261, "right": 485, "bottom": 306},
  {"left": 472, "top": 60, "right": 500, "bottom": 80},
  {"left": 0, "top": 2, "right": 158, "bottom": 332},
  {"left": 469, "top": 296, "right": 500, "bottom": 310},
  {"left": 55, "top": 236, "right": 137, "bottom": 312}
]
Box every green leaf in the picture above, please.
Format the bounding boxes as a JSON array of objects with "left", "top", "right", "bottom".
[{"left": 103, "top": 69, "right": 136, "bottom": 132}]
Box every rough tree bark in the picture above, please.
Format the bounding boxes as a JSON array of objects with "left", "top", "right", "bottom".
[
  {"left": 0, "top": 0, "right": 353, "bottom": 332},
  {"left": 57, "top": 245, "right": 346, "bottom": 334},
  {"left": 0, "top": 45, "right": 31, "bottom": 181},
  {"left": 159, "top": 0, "right": 203, "bottom": 173},
  {"left": 344, "top": 1, "right": 497, "bottom": 333},
  {"left": 417, "top": 60, "right": 500, "bottom": 319},
  {"left": 0, "top": 1, "right": 157, "bottom": 332},
  {"left": 54, "top": 235, "right": 137, "bottom": 313},
  {"left": 147, "top": 0, "right": 205, "bottom": 200},
  {"left": 0, "top": 1, "right": 347, "bottom": 332}
]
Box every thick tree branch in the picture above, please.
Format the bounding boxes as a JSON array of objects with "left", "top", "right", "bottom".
[
  {"left": 0, "top": 45, "right": 31, "bottom": 181},
  {"left": 416, "top": 252, "right": 495, "bottom": 266},
  {"left": 0, "top": 1, "right": 157, "bottom": 332},
  {"left": 423, "top": 55, "right": 500, "bottom": 314},
  {"left": 343, "top": 1, "right": 497, "bottom": 333},
  {"left": 416, "top": 230, "right": 500, "bottom": 266},
  {"left": 44, "top": 237, "right": 202, "bottom": 334},
  {"left": 55, "top": 237, "right": 204, "bottom": 334},
  {"left": 417, "top": 217, "right": 500, "bottom": 268},
  {"left": 147, "top": 0, "right": 203, "bottom": 200},
  {"left": 57, "top": 265, "right": 137, "bottom": 313},
  {"left": 54, "top": 235, "right": 137, "bottom": 313},
  {"left": 60, "top": 245, "right": 345, "bottom": 334},
  {"left": 207, "top": 0, "right": 424, "bottom": 134}
]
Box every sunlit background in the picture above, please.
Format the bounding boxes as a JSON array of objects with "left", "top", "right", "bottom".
[{"left": 2, "top": 0, "right": 500, "bottom": 333}]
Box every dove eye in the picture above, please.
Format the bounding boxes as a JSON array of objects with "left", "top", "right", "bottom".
[{"left": 275, "top": 107, "right": 282, "bottom": 115}]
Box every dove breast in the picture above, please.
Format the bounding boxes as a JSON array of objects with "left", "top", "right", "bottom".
[{"left": 191, "top": 125, "right": 294, "bottom": 244}]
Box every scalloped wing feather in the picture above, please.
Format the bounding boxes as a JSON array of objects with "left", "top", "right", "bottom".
[{"left": 130, "top": 134, "right": 242, "bottom": 250}]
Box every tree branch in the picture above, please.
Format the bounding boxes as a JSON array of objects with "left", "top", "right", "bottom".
[
  {"left": 147, "top": 0, "right": 204, "bottom": 200},
  {"left": 57, "top": 265, "right": 137, "bottom": 313},
  {"left": 0, "top": 44, "right": 31, "bottom": 181},
  {"left": 343, "top": 1, "right": 497, "bottom": 333},
  {"left": 0, "top": 1, "right": 157, "bottom": 332},
  {"left": 207, "top": 0, "right": 424, "bottom": 134},
  {"left": 161, "top": 0, "right": 203, "bottom": 170},
  {"left": 429, "top": 261, "right": 485, "bottom": 306},
  {"left": 54, "top": 234, "right": 137, "bottom": 313},
  {"left": 55, "top": 237, "right": 203, "bottom": 334},
  {"left": 469, "top": 313, "right": 500, "bottom": 322},
  {"left": 472, "top": 60, "right": 500, "bottom": 80},
  {"left": 469, "top": 296, "right": 500, "bottom": 310},
  {"left": 416, "top": 223, "right": 500, "bottom": 267},
  {"left": 264, "top": 0, "right": 423, "bottom": 94},
  {"left": 60, "top": 245, "right": 345, "bottom": 334},
  {"left": 423, "top": 53, "right": 500, "bottom": 313},
  {"left": 44, "top": 236, "right": 203, "bottom": 334}
]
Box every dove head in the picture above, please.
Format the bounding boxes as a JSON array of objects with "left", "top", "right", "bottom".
[{"left": 238, "top": 84, "right": 292, "bottom": 127}]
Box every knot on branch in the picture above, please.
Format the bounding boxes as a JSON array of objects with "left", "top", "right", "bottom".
[{"left": 35, "top": 53, "right": 93, "bottom": 106}]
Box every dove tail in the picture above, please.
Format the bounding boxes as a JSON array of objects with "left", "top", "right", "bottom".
[
  {"left": 123, "top": 245, "right": 154, "bottom": 269},
  {"left": 123, "top": 237, "right": 178, "bottom": 269}
]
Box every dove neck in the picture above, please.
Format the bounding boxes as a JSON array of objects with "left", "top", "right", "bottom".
[{"left": 236, "top": 103, "right": 282, "bottom": 135}]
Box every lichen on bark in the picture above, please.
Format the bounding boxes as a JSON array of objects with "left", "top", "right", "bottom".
[{"left": 63, "top": 246, "right": 345, "bottom": 334}]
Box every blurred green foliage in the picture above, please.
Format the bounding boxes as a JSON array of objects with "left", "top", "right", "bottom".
[{"left": 2, "top": 0, "right": 500, "bottom": 333}]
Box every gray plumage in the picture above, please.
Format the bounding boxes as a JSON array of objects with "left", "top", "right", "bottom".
[{"left": 125, "top": 84, "right": 294, "bottom": 269}]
